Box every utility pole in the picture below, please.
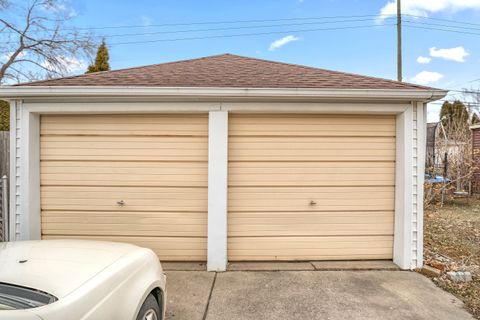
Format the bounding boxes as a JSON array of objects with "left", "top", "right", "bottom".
[{"left": 397, "top": 0, "right": 402, "bottom": 82}]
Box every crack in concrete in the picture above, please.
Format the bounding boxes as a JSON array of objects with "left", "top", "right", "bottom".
[{"left": 202, "top": 272, "right": 217, "bottom": 320}]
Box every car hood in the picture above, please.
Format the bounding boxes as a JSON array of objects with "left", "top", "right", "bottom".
[{"left": 0, "top": 240, "right": 140, "bottom": 298}]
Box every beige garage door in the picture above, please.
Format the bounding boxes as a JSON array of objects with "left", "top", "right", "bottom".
[
  {"left": 40, "top": 114, "right": 208, "bottom": 261},
  {"left": 228, "top": 114, "right": 395, "bottom": 261}
]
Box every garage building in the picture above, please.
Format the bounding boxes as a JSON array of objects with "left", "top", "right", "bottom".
[{"left": 0, "top": 54, "right": 447, "bottom": 271}]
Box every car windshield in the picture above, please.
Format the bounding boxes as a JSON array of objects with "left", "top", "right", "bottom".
[{"left": 0, "top": 283, "right": 57, "bottom": 310}]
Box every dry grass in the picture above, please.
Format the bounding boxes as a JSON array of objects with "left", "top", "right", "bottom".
[{"left": 424, "top": 199, "right": 480, "bottom": 319}]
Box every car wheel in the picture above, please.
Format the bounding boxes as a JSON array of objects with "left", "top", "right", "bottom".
[{"left": 136, "top": 294, "right": 161, "bottom": 320}]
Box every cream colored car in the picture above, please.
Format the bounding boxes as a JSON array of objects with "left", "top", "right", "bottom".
[{"left": 0, "top": 240, "right": 166, "bottom": 320}]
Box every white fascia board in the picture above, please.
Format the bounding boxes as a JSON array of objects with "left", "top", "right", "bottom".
[{"left": 0, "top": 86, "right": 448, "bottom": 102}]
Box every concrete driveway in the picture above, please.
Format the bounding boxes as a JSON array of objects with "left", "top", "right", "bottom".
[{"left": 164, "top": 263, "right": 474, "bottom": 320}]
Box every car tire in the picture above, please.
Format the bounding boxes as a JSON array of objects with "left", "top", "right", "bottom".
[{"left": 136, "top": 294, "right": 161, "bottom": 320}]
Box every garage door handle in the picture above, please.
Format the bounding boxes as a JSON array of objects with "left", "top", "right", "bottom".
[
  {"left": 117, "top": 200, "right": 125, "bottom": 206},
  {"left": 310, "top": 200, "right": 317, "bottom": 206}
]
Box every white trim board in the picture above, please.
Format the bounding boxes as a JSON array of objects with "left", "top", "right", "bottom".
[
  {"left": 22, "top": 102, "right": 409, "bottom": 114},
  {"left": 19, "top": 108, "right": 40, "bottom": 240},
  {"left": 207, "top": 111, "right": 229, "bottom": 271},
  {"left": 393, "top": 105, "right": 414, "bottom": 269},
  {"left": 9, "top": 100, "right": 17, "bottom": 241}
]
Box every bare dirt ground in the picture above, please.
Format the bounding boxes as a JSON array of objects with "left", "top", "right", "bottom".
[{"left": 424, "top": 199, "right": 480, "bottom": 319}]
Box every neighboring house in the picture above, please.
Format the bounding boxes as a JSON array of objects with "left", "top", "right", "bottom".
[
  {"left": 427, "top": 121, "right": 469, "bottom": 190},
  {"left": 0, "top": 54, "right": 447, "bottom": 271},
  {"left": 471, "top": 125, "right": 480, "bottom": 193}
]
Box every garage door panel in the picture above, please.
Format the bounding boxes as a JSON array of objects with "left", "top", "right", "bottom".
[
  {"left": 41, "top": 136, "right": 207, "bottom": 161},
  {"left": 43, "top": 235, "right": 207, "bottom": 261},
  {"left": 40, "top": 114, "right": 208, "bottom": 261},
  {"left": 228, "top": 236, "right": 393, "bottom": 261},
  {"left": 41, "top": 161, "right": 207, "bottom": 187},
  {"left": 41, "top": 114, "right": 208, "bottom": 136},
  {"left": 229, "top": 136, "right": 395, "bottom": 161},
  {"left": 41, "top": 186, "right": 207, "bottom": 212},
  {"left": 228, "top": 186, "right": 394, "bottom": 212},
  {"left": 229, "top": 162, "right": 394, "bottom": 187},
  {"left": 229, "top": 114, "right": 395, "bottom": 137},
  {"left": 42, "top": 211, "right": 207, "bottom": 237},
  {"left": 228, "top": 211, "right": 394, "bottom": 236}
]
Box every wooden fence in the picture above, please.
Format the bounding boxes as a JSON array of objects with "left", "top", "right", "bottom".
[{"left": 0, "top": 131, "right": 8, "bottom": 177}]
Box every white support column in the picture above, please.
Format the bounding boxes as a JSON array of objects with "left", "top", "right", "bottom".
[
  {"left": 207, "top": 111, "right": 228, "bottom": 271},
  {"left": 393, "top": 105, "right": 413, "bottom": 269},
  {"left": 19, "top": 107, "right": 41, "bottom": 240},
  {"left": 416, "top": 102, "right": 427, "bottom": 268}
]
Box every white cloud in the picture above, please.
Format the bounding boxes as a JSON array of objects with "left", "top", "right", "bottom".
[
  {"left": 269, "top": 35, "right": 300, "bottom": 51},
  {"left": 42, "top": 56, "right": 87, "bottom": 73},
  {"left": 42, "top": 1, "right": 77, "bottom": 18},
  {"left": 429, "top": 46, "right": 469, "bottom": 62},
  {"left": 417, "top": 56, "right": 431, "bottom": 64},
  {"left": 379, "top": 0, "right": 480, "bottom": 17},
  {"left": 411, "top": 71, "right": 444, "bottom": 85}
]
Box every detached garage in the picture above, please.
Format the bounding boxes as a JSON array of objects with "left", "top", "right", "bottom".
[{"left": 0, "top": 54, "right": 446, "bottom": 271}]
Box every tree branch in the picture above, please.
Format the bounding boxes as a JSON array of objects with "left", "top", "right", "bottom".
[{"left": 0, "top": 0, "right": 95, "bottom": 83}]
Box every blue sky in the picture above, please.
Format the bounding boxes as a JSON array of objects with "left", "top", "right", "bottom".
[{"left": 7, "top": 0, "right": 480, "bottom": 121}]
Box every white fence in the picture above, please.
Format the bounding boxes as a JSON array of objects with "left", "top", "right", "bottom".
[{"left": 0, "top": 175, "right": 8, "bottom": 241}]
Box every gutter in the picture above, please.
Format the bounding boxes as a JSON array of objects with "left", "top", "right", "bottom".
[
  {"left": 0, "top": 86, "right": 448, "bottom": 102},
  {"left": 470, "top": 124, "right": 480, "bottom": 130}
]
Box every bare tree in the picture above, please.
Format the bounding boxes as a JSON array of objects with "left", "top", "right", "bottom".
[
  {"left": 0, "top": 0, "right": 95, "bottom": 84},
  {"left": 463, "top": 87, "right": 480, "bottom": 119},
  {"left": 425, "top": 100, "right": 477, "bottom": 207}
]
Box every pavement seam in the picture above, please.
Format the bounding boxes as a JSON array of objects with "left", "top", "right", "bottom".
[
  {"left": 310, "top": 261, "right": 318, "bottom": 270},
  {"left": 201, "top": 272, "right": 217, "bottom": 320}
]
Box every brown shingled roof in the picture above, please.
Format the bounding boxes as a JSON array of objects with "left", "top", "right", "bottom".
[{"left": 16, "top": 53, "right": 435, "bottom": 90}]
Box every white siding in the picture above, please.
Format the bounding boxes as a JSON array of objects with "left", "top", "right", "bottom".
[
  {"left": 10, "top": 100, "right": 22, "bottom": 240},
  {"left": 414, "top": 103, "right": 426, "bottom": 268},
  {"left": 412, "top": 103, "right": 418, "bottom": 268}
]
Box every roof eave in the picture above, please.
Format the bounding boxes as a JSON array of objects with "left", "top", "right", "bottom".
[
  {"left": 0, "top": 86, "right": 448, "bottom": 102},
  {"left": 470, "top": 124, "right": 480, "bottom": 130}
]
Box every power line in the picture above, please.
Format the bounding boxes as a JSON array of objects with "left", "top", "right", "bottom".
[
  {"left": 3, "top": 13, "right": 480, "bottom": 38},
  {"left": 79, "top": 17, "right": 480, "bottom": 40},
  {"left": 404, "top": 14, "right": 480, "bottom": 28},
  {"left": 1, "top": 14, "right": 386, "bottom": 34},
  {"left": 447, "top": 89, "right": 480, "bottom": 94},
  {"left": 403, "top": 24, "right": 480, "bottom": 37},
  {"left": 85, "top": 17, "right": 394, "bottom": 39},
  {"left": 108, "top": 23, "right": 395, "bottom": 46},
  {"left": 404, "top": 20, "right": 480, "bottom": 32},
  {"left": 433, "top": 99, "right": 480, "bottom": 103},
  {"left": 447, "top": 78, "right": 480, "bottom": 90},
  {"left": 77, "top": 14, "right": 385, "bottom": 30}
]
